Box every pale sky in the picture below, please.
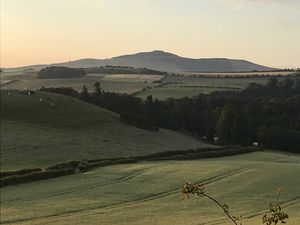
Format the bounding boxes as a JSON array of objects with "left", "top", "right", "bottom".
[{"left": 1, "top": 0, "right": 300, "bottom": 68}]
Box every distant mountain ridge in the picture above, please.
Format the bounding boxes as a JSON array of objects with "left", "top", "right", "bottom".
[{"left": 6, "top": 50, "right": 277, "bottom": 72}]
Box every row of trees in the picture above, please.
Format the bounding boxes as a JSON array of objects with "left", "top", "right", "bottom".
[
  {"left": 85, "top": 66, "right": 168, "bottom": 75},
  {"left": 41, "top": 77, "right": 300, "bottom": 153},
  {"left": 38, "top": 66, "right": 86, "bottom": 79}
]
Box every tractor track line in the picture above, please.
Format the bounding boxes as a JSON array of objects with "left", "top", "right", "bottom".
[{"left": 0, "top": 167, "right": 253, "bottom": 224}]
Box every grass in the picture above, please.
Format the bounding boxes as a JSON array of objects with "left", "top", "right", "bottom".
[
  {"left": 1, "top": 151, "right": 299, "bottom": 225},
  {"left": 135, "top": 76, "right": 282, "bottom": 100},
  {"left": 2, "top": 71, "right": 293, "bottom": 100},
  {"left": 181, "top": 71, "right": 294, "bottom": 77},
  {"left": 162, "top": 75, "right": 272, "bottom": 88},
  {"left": 135, "top": 86, "right": 239, "bottom": 100},
  {"left": 0, "top": 90, "right": 212, "bottom": 170},
  {"left": 1, "top": 77, "right": 156, "bottom": 94},
  {"left": 101, "top": 74, "right": 164, "bottom": 83}
]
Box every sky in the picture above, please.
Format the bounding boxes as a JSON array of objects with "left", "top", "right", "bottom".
[{"left": 1, "top": 0, "right": 300, "bottom": 68}]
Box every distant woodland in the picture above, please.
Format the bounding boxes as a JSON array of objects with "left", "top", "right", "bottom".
[
  {"left": 38, "top": 66, "right": 86, "bottom": 79},
  {"left": 41, "top": 77, "right": 300, "bottom": 153},
  {"left": 84, "top": 65, "right": 168, "bottom": 75}
]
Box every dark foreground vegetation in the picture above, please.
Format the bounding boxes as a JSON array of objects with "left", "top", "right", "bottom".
[
  {"left": 40, "top": 77, "right": 300, "bottom": 153},
  {"left": 38, "top": 66, "right": 86, "bottom": 79},
  {"left": 0, "top": 146, "right": 257, "bottom": 187}
]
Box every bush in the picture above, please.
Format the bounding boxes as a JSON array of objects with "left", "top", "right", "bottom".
[{"left": 78, "top": 161, "right": 89, "bottom": 172}]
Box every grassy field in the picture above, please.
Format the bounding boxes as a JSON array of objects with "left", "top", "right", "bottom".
[
  {"left": 134, "top": 75, "right": 293, "bottom": 100},
  {"left": 162, "top": 75, "right": 272, "bottom": 88},
  {"left": 0, "top": 76, "right": 156, "bottom": 94},
  {"left": 1, "top": 71, "right": 158, "bottom": 94},
  {"left": 181, "top": 71, "right": 295, "bottom": 77},
  {"left": 100, "top": 74, "right": 164, "bottom": 83},
  {"left": 135, "top": 85, "right": 239, "bottom": 100},
  {"left": 0, "top": 90, "right": 212, "bottom": 171},
  {"left": 2, "top": 70, "right": 296, "bottom": 101},
  {"left": 135, "top": 76, "right": 270, "bottom": 100},
  {"left": 1, "top": 151, "right": 299, "bottom": 225}
]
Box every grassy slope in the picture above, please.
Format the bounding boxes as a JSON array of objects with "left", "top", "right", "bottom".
[
  {"left": 1, "top": 151, "right": 299, "bottom": 225},
  {"left": 0, "top": 90, "right": 211, "bottom": 170}
]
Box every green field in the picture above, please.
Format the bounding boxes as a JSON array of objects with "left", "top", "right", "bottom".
[
  {"left": 162, "top": 75, "right": 272, "bottom": 88},
  {"left": 135, "top": 86, "right": 239, "bottom": 100},
  {"left": 135, "top": 76, "right": 277, "bottom": 100},
  {"left": 1, "top": 151, "right": 299, "bottom": 225},
  {"left": 100, "top": 74, "right": 164, "bottom": 83},
  {"left": 0, "top": 90, "right": 212, "bottom": 171},
  {"left": 2, "top": 71, "right": 295, "bottom": 100},
  {"left": 181, "top": 71, "right": 294, "bottom": 77},
  {"left": 1, "top": 77, "right": 156, "bottom": 94},
  {"left": 1, "top": 76, "right": 299, "bottom": 225}
]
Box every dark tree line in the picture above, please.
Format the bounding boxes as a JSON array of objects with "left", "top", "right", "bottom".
[
  {"left": 38, "top": 66, "right": 86, "bottom": 79},
  {"left": 40, "top": 77, "right": 300, "bottom": 153},
  {"left": 85, "top": 65, "right": 168, "bottom": 75}
]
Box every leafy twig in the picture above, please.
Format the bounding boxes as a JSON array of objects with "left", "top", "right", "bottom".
[
  {"left": 181, "top": 182, "right": 241, "bottom": 225},
  {"left": 262, "top": 188, "right": 288, "bottom": 225}
]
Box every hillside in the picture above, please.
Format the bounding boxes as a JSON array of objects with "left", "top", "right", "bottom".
[
  {"left": 0, "top": 90, "right": 212, "bottom": 170},
  {"left": 4, "top": 50, "right": 276, "bottom": 73},
  {"left": 107, "top": 50, "right": 276, "bottom": 72},
  {"left": 1, "top": 151, "right": 299, "bottom": 225}
]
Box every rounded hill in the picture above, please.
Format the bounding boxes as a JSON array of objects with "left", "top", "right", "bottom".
[{"left": 0, "top": 90, "right": 212, "bottom": 170}]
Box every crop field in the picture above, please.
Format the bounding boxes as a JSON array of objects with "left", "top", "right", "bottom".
[
  {"left": 0, "top": 90, "right": 212, "bottom": 170},
  {"left": 2, "top": 70, "right": 296, "bottom": 100},
  {"left": 135, "top": 86, "right": 236, "bottom": 100},
  {"left": 0, "top": 77, "right": 156, "bottom": 94},
  {"left": 134, "top": 75, "right": 292, "bottom": 99},
  {"left": 162, "top": 75, "right": 273, "bottom": 88},
  {"left": 1, "top": 151, "right": 299, "bottom": 225},
  {"left": 100, "top": 74, "right": 164, "bottom": 83},
  {"left": 181, "top": 71, "right": 295, "bottom": 77}
]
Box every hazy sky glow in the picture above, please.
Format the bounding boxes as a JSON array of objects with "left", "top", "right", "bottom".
[{"left": 1, "top": 0, "right": 300, "bottom": 68}]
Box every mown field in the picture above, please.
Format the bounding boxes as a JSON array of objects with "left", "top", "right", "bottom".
[
  {"left": 1, "top": 151, "right": 299, "bottom": 225},
  {"left": 0, "top": 90, "right": 211, "bottom": 171}
]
